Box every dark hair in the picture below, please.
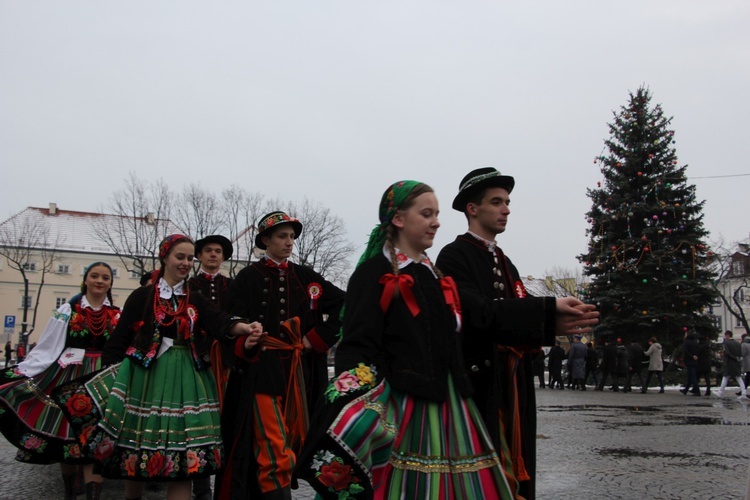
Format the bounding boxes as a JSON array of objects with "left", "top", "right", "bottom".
[
  {"left": 81, "top": 262, "right": 115, "bottom": 304},
  {"left": 649, "top": 336, "right": 657, "bottom": 343}
]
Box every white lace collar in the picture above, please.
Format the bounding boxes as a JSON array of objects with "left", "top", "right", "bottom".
[
  {"left": 382, "top": 245, "right": 437, "bottom": 278},
  {"left": 81, "top": 295, "right": 111, "bottom": 310},
  {"left": 158, "top": 278, "right": 186, "bottom": 299}
]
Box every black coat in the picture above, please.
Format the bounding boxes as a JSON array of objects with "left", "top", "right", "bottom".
[
  {"left": 102, "top": 283, "right": 237, "bottom": 369},
  {"left": 683, "top": 335, "right": 700, "bottom": 367},
  {"left": 628, "top": 343, "right": 645, "bottom": 372},
  {"left": 188, "top": 272, "right": 233, "bottom": 311},
  {"left": 600, "top": 344, "right": 618, "bottom": 371},
  {"left": 616, "top": 345, "right": 630, "bottom": 376},
  {"left": 335, "top": 254, "right": 471, "bottom": 401},
  {"left": 437, "top": 233, "right": 556, "bottom": 500},
  {"left": 586, "top": 346, "right": 598, "bottom": 370},
  {"left": 226, "top": 260, "right": 344, "bottom": 398},
  {"left": 697, "top": 338, "right": 712, "bottom": 374},
  {"left": 547, "top": 346, "right": 566, "bottom": 374}
]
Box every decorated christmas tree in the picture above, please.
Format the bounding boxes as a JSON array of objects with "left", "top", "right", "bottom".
[{"left": 579, "top": 87, "right": 718, "bottom": 351}]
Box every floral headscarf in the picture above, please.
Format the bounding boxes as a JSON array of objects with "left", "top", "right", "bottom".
[
  {"left": 158, "top": 234, "right": 194, "bottom": 263},
  {"left": 356, "top": 180, "right": 422, "bottom": 268}
]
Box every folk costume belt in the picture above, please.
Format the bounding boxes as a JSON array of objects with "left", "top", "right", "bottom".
[{"left": 262, "top": 317, "right": 308, "bottom": 454}]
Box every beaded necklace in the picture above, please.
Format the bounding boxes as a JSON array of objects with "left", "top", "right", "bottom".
[
  {"left": 153, "top": 285, "right": 189, "bottom": 327},
  {"left": 84, "top": 307, "right": 110, "bottom": 336}
]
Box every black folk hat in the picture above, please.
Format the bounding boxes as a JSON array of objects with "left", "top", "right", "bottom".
[
  {"left": 451, "top": 167, "right": 515, "bottom": 212},
  {"left": 194, "top": 235, "right": 234, "bottom": 260},
  {"left": 255, "top": 211, "right": 303, "bottom": 250}
]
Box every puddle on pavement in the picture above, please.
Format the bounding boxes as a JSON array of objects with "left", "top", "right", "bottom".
[{"left": 542, "top": 405, "right": 750, "bottom": 426}]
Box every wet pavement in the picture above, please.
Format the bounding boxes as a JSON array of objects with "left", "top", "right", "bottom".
[
  {"left": 535, "top": 386, "right": 750, "bottom": 499},
  {"left": 2, "top": 386, "right": 749, "bottom": 499}
]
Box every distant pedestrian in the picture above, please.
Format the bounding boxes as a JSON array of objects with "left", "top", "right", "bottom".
[
  {"left": 716, "top": 331, "right": 747, "bottom": 399},
  {"left": 548, "top": 341, "right": 566, "bottom": 389},
  {"left": 697, "top": 335, "right": 713, "bottom": 396},
  {"left": 16, "top": 343, "right": 25, "bottom": 363},
  {"left": 568, "top": 336, "right": 587, "bottom": 390},
  {"left": 681, "top": 332, "right": 701, "bottom": 396},
  {"left": 533, "top": 350, "right": 546, "bottom": 388},
  {"left": 627, "top": 341, "right": 645, "bottom": 391},
  {"left": 615, "top": 339, "right": 631, "bottom": 392},
  {"left": 584, "top": 342, "right": 598, "bottom": 386},
  {"left": 742, "top": 335, "right": 750, "bottom": 390},
  {"left": 596, "top": 338, "right": 619, "bottom": 391},
  {"left": 4, "top": 340, "right": 11, "bottom": 368},
  {"left": 641, "top": 337, "right": 665, "bottom": 393}
]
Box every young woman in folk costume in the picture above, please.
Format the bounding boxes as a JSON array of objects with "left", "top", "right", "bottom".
[
  {"left": 297, "top": 181, "right": 517, "bottom": 499},
  {"left": 53, "top": 234, "right": 266, "bottom": 500},
  {"left": 0, "top": 262, "right": 120, "bottom": 499}
]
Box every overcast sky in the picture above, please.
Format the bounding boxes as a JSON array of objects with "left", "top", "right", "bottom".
[{"left": 1, "top": 1, "right": 748, "bottom": 278}]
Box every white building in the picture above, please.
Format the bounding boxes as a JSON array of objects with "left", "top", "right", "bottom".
[{"left": 0, "top": 204, "right": 257, "bottom": 346}]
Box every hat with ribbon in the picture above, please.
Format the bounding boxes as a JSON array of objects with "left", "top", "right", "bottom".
[
  {"left": 255, "top": 211, "right": 303, "bottom": 250},
  {"left": 195, "top": 235, "right": 233, "bottom": 260},
  {"left": 452, "top": 167, "right": 515, "bottom": 212}
]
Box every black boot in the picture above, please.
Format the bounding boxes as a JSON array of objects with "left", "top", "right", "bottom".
[
  {"left": 85, "top": 482, "right": 102, "bottom": 500},
  {"left": 75, "top": 467, "right": 85, "bottom": 495},
  {"left": 261, "top": 487, "right": 292, "bottom": 500},
  {"left": 62, "top": 473, "right": 77, "bottom": 500}
]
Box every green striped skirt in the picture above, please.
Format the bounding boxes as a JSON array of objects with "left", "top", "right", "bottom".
[
  {"left": 80, "top": 345, "right": 223, "bottom": 481},
  {"left": 308, "top": 375, "right": 516, "bottom": 499}
]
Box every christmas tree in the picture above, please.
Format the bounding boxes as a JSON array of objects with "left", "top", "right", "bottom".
[{"left": 579, "top": 86, "right": 718, "bottom": 351}]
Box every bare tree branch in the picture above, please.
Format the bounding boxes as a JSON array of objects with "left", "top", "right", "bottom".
[
  {"left": 288, "top": 198, "right": 355, "bottom": 287},
  {"left": 94, "top": 172, "right": 178, "bottom": 277},
  {"left": 0, "top": 211, "right": 63, "bottom": 340}
]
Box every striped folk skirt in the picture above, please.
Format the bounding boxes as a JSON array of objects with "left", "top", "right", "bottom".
[
  {"left": 57, "top": 345, "right": 223, "bottom": 481},
  {"left": 308, "top": 376, "right": 516, "bottom": 499},
  {"left": 0, "top": 351, "right": 102, "bottom": 464}
]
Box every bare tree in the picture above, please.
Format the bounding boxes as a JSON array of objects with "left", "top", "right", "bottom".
[
  {"left": 221, "top": 186, "right": 269, "bottom": 277},
  {"left": 287, "top": 198, "right": 356, "bottom": 287},
  {"left": 542, "top": 265, "right": 587, "bottom": 298},
  {"left": 174, "top": 183, "right": 225, "bottom": 240},
  {"left": 0, "top": 213, "right": 62, "bottom": 343},
  {"left": 708, "top": 237, "right": 750, "bottom": 335},
  {"left": 94, "top": 172, "right": 178, "bottom": 277}
]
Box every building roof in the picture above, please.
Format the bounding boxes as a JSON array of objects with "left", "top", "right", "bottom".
[{"left": 0, "top": 205, "right": 183, "bottom": 256}]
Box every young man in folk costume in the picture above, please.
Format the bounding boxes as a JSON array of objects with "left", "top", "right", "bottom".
[
  {"left": 187, "top": 235, "right": 234, "bottom": 500},
  {"left": 218, "top": 211, "right": 345, "bottom": 500},
  {"left": 436, "top": 167, "right": 599, "bottom": 499}
]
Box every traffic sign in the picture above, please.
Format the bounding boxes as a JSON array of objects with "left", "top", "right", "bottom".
[{"left": 4, "top": 316, "right": 15, "bottom": 328}]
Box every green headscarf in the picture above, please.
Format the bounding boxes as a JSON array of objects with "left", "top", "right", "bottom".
[{"left": 356, "top": 180, "right": 422, "bottom": 268}]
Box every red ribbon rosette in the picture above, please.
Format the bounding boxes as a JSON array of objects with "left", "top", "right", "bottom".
[
  {"left": 379, "top": 273, "right": 420, "bottom": 317},
  {"left": 307, "top": 283, "right": 322, "bottom": 310}
]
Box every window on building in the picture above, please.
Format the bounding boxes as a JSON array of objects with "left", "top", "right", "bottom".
[
  {"left": 57, "top": 264, "right": 70, "bottom": 274},
  {"left": 737, "top": 316, "right": 744, "bottom": 327},
  {"left": 20, "top": 296, "right": 32, "bottom": 308},
  {"left": 130, "top": 270, "right": 140, "bottom": 279},
  {"left": 111, "top": 268, "right": 120, "bottom": 278},
  {"left": 55, "top": 297, "right": 68, "bottom": 308},
  {"left": 22, "top": 262, "right": 37, "bottom": 272},
  {"left": 733, "top": 260, "right": 745, "bottom": 276}
]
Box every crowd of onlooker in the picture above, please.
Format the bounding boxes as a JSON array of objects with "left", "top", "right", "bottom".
[{"left": 533, "top": 330, "right": 750, "bottom": 399}]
